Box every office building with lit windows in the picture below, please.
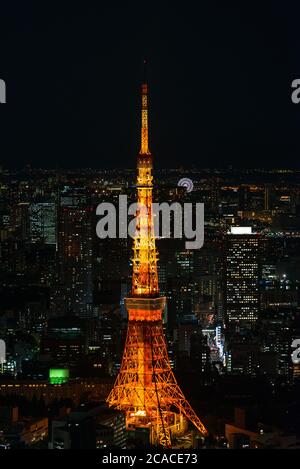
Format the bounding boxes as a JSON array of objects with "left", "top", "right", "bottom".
[
  {"left": 55, "top": 191, "right": 93, "bottom": 316},
  {"left": 29, "top": 202, "right": 56, "bottom": 245},
  {"left": 224, "top": 227, "right": 260, "bottom": 329}
]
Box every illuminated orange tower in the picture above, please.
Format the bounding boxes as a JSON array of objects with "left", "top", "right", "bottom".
[{"left": 107, "top": 64, "right": 207, "bottom": 447}]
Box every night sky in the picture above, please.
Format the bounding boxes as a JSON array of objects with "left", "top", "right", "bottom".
[{"left": 0, "top": 2, "right": 298, "bottom": 169}]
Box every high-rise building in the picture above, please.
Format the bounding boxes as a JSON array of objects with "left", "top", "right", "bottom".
[
  {"left": 264, "top": 185, "right": 271, "bottom": 211},
  {"left": 238, "top": 186, "right": 250, "bottom": 211},
  {"left": 13, "top": 202, "right": 30, "bottom": 241},
  {"left": 177, "top": 314, "right": 201, "bottom": 357},
  {"left": 224, "top": 227, "right": 260, "bottom": 329},
  {"left": 56, "top": 192, "right": 93, "bottom": 316},
  {"left": 30, "top": 202, "right": 56, "bottom": 245},
  {"left": 210, "top": 176, "right": 220, "bottom": 213}
]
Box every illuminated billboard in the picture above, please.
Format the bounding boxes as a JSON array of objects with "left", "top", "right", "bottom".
[
  {"left": 230, "top": 226, "right": 252, "bottom": 235},
  {"left": 49, "top": 368, "right": 69, "bottom": 384}
]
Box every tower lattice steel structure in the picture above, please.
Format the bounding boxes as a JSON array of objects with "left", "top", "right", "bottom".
[{"left": 107, "top": 66, "right": 207, "bottom": 447}]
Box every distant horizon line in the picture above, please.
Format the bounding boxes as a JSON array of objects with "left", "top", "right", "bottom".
[{"left": 1, "top": 166, "right": 299, "bottom": 172}]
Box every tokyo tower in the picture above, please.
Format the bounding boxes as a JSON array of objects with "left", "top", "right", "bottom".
[{"left": 107, "top": 64, "right": 207, "bottom": 447}]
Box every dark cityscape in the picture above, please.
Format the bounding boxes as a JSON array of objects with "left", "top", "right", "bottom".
[{"left": 0, "top": 2, "right": 300, "bottom": 456}]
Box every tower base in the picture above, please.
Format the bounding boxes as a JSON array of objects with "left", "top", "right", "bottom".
[{"left": 107, "top": 297, "right": 207, "bottom": 447}]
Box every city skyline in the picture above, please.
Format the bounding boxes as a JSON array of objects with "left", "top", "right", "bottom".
[
  {"left": 0, "top": 160, "right": 299, "bottom": 448},
  {"left": 0, "top": 2, "right": 300, "bottom": 452}
]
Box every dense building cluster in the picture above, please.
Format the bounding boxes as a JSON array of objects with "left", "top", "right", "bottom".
[{"left": 0, "top": 165, "right": 299, "bottom": 448}]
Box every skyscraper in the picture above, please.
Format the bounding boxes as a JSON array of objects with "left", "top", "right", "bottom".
[
  {"left": 224, "top": 227, "right": 260, "bottom": 329},
  {"left": 30, "top": 202, "right": 56, "bottom": 245},
  {"left": 55, "top": 191, "right": 93, "bottom": 316}
]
